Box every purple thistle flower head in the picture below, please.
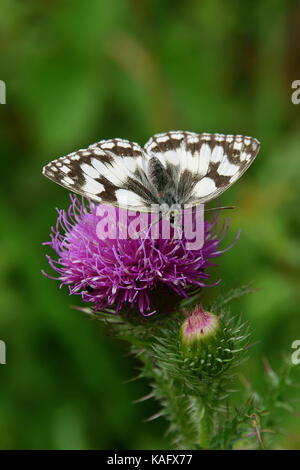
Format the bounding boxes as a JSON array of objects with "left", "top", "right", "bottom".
[{"left": 43, "top": 195, "right": 239, "bottom": 316}]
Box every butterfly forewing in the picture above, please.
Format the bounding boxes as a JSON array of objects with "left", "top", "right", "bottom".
[
  {"left": 144, "top": 131, "right": 260, "bottom": 206},
  {"left": 42, "top": 138, "right": 157, "bottom": 211}
]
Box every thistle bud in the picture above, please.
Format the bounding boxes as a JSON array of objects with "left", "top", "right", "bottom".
[
  {"left": 180, "top": 304, "right": 219, "bottom": 352},
  {"left": 179, "top": 304, "right": 236, "bottom": 377}
]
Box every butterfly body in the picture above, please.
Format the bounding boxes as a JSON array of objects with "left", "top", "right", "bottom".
[{"left": 42, "top": 131, "right": 260, "bottom": 217}]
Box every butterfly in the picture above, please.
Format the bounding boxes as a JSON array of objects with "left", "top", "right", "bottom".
[{"left": 42, "top": 131, "right": 260, "bottom": 223}]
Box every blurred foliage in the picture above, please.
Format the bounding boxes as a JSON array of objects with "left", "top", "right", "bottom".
[{"left": 0, "top": 0, "right": 299, "bottom": 449}]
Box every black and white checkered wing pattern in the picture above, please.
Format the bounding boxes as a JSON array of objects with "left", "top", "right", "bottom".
[
  {"left": 43, "top": 131, "right": 260, "bottom": 212},
  {"left": 42, "top": 139, "right": 157, "bottom": 211},
  {"left": 144, "top": 131, "right": 260, "bottom": 206}
]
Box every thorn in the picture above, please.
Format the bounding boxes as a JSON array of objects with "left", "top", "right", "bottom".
[
  {"left": 245, "top": 341, "right": 260, "bottom": 350},
  {"left": 122, "top": 374, "right": 142, "bottom": 384},
  {"left": 250, "top": 413, "right": 265, "bottom": 450},
  {"left": 255, "top": 426, "right": 265, "bottom": 450},
  {"left": 135, "top": 349, "right": 146, "bottom": 358},
  {"left": 121, "top": 350, "right": 134, "bottom": 358},
  {"left": 239, "top": 374, "right": 251, "bottom": 389},
  {"left": 262, "top": 356, "right": 272, "bottom": 373},
  {"left": 260, "top": 428, "right": 276, "bottom": 434},
  {"left": 144, "top": 411, "right": 164, "bottom": 422},
  {"left": 71, "top": 305, "right": 93, "bottom": 314},
  {"left": 132, "top": 392, "right": 154, "bottom": 404}
]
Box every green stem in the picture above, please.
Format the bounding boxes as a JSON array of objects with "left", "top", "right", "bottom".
[
  {"left": 188, "top": 396, "right": 212, "bottom": 449},
  {"left": 141, "top": 352, "right": 196, "bottom": 449}
]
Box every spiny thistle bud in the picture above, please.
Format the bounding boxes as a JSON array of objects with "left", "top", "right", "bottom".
[
  {"left": 179, "top": 304, "right": 241, "bottom": 378},
  {"left": 180, "top": 304, "right": 220, "bottom": 355}
]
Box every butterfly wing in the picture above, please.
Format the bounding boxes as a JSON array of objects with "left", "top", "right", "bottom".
[
  {"left": 43, "top": 132, "right": 260, "bottom": 211},
  {"left": 42, "top": 138, "right": 158, "bottom": 211},
  {"left": 144, "top": 131, "right": 260, "bottom": 207}
]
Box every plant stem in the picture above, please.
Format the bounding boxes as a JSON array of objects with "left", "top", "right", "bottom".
[
  {"left": 188, "top": 396, "right": 212, "bottom": 449},
  {"left": 141, "top": 351, "right": 196, "bottom": 449}
]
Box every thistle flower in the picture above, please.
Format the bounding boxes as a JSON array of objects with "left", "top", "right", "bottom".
[{"left": 43, "top": 195, "right": 238, "bottom": 316}]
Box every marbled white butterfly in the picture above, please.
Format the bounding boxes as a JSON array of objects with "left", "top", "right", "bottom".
[{"left": 42, "top": 131, "right": 260, "bottom": 223}]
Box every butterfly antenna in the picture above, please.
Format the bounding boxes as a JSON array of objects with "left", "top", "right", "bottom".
[
  {"left": 138, "top": 212, "right": 163, "bottom": 237},
  {"left": 150, "top": 213, "right": 164, "bottom": 227},
  {"left": 204, "top": 205, "right": 235, "bottom": 212}
]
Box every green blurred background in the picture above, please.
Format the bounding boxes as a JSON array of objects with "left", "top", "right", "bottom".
[{"left": 0, "top": 0, "right": 299, "bottom": 449}]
